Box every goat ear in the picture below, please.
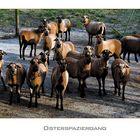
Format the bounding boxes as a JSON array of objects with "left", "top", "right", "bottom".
[
  {"left": 0, "top": 50, "right": 7, "bottom": 55},
  {"left": 30, "top": 59, "right": 33, "bottom": 64},
  {"left": 108, "top": 50, "right": 112, "bottom": 54},
  {"left": 61, "top": 38, "right": 65, "bottom": 42},
  {"left": 2, "top": 51, "right": 7, "bottom": 55},
  {"left": 7, "top": 64, "right": 10, "bottom": 68},
  {"left": 54, "top": 38, "right": 58, "bottom": 41},
  {"left": 39, "top": 52, "right": 44, "bottom": 55},
  {"left": 56, "top": 16, "right": 60, "bottom": 19},
  {"left": 46, "top": 51, "right": 50, "bottom": 56},
  {"left": 85, "top": 15, "right": 89, "bottom": 19},
  {"left": 42, "top": 18, "right": 47, "bottom": 22},
  {"left": 125, "top": 64, "right": 129, "bottom": 68}
]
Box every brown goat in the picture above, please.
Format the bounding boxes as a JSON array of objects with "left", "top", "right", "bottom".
[
  {"left": 53, "top": 38, "right": 76, "bottom": 61},
  {"left": 19, "top": 25, "right": 46, "bottom": 60},
  {"left": 95, "top": 36, "right": 122, "bottom": 59},
  {"left": 5, "top": 63, "right": 26, "bottom": 105},
  {"left": 37, "top": 52, "right": 49, "bottom": 68},
  {"left": 65, "top": 46, "right": 93, "bottom": 98},
  {"left": 83, "top": 15, "right": 106, "bottom": 45},
  {"left": 42, "top": 19, "right": 58, "bottom": 36},
  {"left": 0, "top": 50, "right": 7, "bottom": 90},
  {"left": 43, "top": 33, "right": 56, "bottom": 65},
  {"left": 57, "top": 16, "right": 72, "bottom": 41},
  {"left": 51, "top": 59, "right": 69, "bottom": 110},
  {"left": 90, "top": 49, "right": 111, "bottom": 96},
  {"left": 111, "top": 58, "right": 130, "bottom": 101},
  {"left": 121, "top": 36, "right": 140, "bottom": 63},
  {"left": 26, "top": 57, "right": 48, "bottom": 107}
]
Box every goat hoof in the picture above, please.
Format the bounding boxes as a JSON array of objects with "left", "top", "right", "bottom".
[
  {"left": 4, "top": 87, "right": 7, "bottom": 91},
  {"left": 98, "top": 92, "right": 102, "bottom": 97},
  {"left": 55, "top": 106, "right": 59, "bottom": 109},
  {"left": 9, "top": 102, "right": 12, "bottom": 105},
  {"left": 80, "top": 94, "right": 85, "bottom": 98},
  {"left": 103, "top": 92, "right": 107, "bottom": 96},
  {"left": 28, "top": 104, "right": 31, "bottom": 108},
  {"left": 60, "top": 108, "right": 64, "bottom": 111}
]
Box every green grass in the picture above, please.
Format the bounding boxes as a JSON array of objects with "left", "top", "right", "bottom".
[{"left": 0, "top": 9, "right": 140, "bottom": 36}]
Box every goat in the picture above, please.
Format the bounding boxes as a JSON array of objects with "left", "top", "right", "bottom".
[
  {"left": 5, "top": 63, "right": 26, "bottom": 105},
  {"left": 26, "top": 57, "right": 48, "bottom": 107},
  {"left": 57, "top": 16, "right": 72, "bottom": 41},
  {"left": 82, "top": 15, "right": 106, "bottom": 45},
  {"left": 42, "top": 18, "right": 59, "bottom": 36},
  {"left": 95, "top": 36, "right": 122, "bottom": 59},
  {"left": 19, "top": 25, "right": 46, "bottom": 60},
  {"left": 121, "top": 36, "right": 140, "bottom": 63},
  {"left": 51, "top": 59, "right": 69, "bottom": 111},
  {"left": 0, "top": 50, "right": 7, "bottom": 90},
  {"left": 90, "top": 49, "right": 111, "bottom": 96},
  {"left": 111, "top": 58, "right": 130, "bottom": 101},
  {"left": 37, "top": 52, "right": 49, "bottom": 68},
  {"left": 53, "top": 38, "right": 76, "bottom": 61},
  {"left": 43, "top": 33, "right": 56, "bottom": 65},
  {"left": 65, "top": 46, "right": 93, "bottom": 98}
]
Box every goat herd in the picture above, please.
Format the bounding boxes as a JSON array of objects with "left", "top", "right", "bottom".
[{"left": 0, "top": 15, "right": 140, "bottom": 111}]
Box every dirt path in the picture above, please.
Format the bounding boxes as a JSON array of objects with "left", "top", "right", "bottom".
[{"left": 0, "top": 29, "right": 140, "bottom": 118}]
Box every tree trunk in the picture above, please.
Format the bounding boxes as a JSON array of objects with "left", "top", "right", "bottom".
[{"left": 15, "top": 9, "right": 19, "bottom": 36}]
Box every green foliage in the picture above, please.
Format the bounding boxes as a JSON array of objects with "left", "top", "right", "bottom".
[{"left": 0, "top": 9, "right": 140, "bottom": 35}]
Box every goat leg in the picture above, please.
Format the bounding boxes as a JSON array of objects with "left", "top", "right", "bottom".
[
  {"left": 68, "top": 30, "right": 70, "bottom": 41},
  {"left": 28, "top": 94, "right": 32, "bottom": 108},
  {"left": 123, "top": 51, "right": 127, "bottom": 61},
  {"left": 30, "top": 44, "right": 33, "bottom": 57},
  {"left": 97, "top": 78, "right": 102, "bottom": 96},
  {"left": 16, "top": 86, "right": 20, "bottom": 103},
  {"left": 60, "top": 94, "right": 63, "bottom": 111},
  {"left": 122, "top": 85, "right": 125, "bottom": 101},
  {"left": 34, "top": 44, "right": 37, "bottom": 57},
  {"left": 22, "top": 44, "right": 27, "bottom": 60},
  {"left": 88, "top": 34, "right": 91, "bottom": 45},
  {"left": 35, "top": 90, "right": 38, "bottom": 108},
  {"left": 127, "top": 52, "right": 131, "bottom": 63},
  {"left": 102, "top": 77, "right": 107, "bottom": 95},
  {"left": 134, "top": 53, "right": 138, "bottom": 62},
  {"left": 118, "top": 85, "right": 121, "bottom": 96},
  {"left": 1, "top": 75, "right": 7, "bottom": 90},
  {"left": 9, "top": 87, "right": 13, "bottom": 105},
  {"left": 56, "top": 94, "right": 59, "bottom": 109},
  {"left": 65, "top": 32, "right": 67, "bottom": 41},
  {"left": 50, "top": 84, "right": 54, "bottom": 97},
  {"left": 19, "top": 43, "right": 23, "bottom": 58}
]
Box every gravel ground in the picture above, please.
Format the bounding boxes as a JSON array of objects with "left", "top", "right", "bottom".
[{"left": 0, "top": 29, "right": 140, "bottom": 118}]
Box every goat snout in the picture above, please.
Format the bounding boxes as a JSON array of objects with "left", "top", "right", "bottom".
[
  {"left": 10, "top": 68, "right": 17, "bottom": 76},
  {"left": 32, "top": 65, "right": 39, "bottom": 72}
]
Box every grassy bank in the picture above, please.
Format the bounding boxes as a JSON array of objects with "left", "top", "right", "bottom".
[{"left": 0, "top": 9, "right": 140, "bottom": 36}]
